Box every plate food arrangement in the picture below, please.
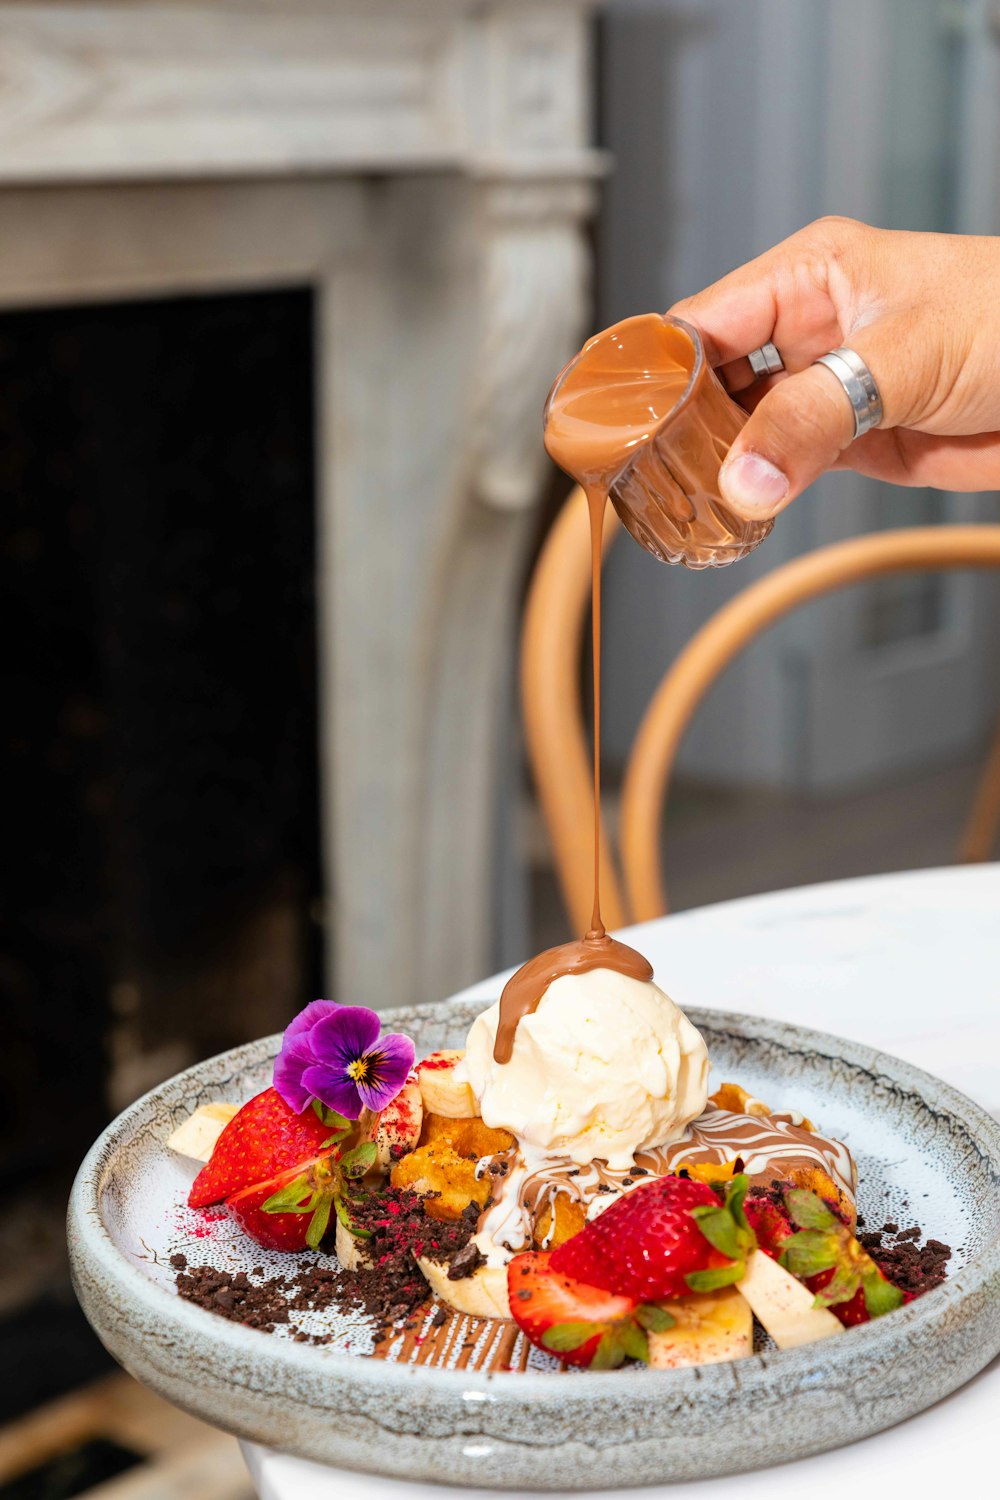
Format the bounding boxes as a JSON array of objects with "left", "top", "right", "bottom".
[
  {"left": 163, "top": 979, "right": 944, "bottom": 1368},
  {"left": 69, "top": 979, "right": 1000, "bottom": 1489}
]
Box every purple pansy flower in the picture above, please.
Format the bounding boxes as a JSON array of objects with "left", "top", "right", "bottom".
[{"left": 273, "top": 1001, "right": 415, "bottom": 1120}]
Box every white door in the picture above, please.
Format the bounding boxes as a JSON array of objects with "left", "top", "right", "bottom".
[{"left": 599, "top": 0, "right": 1000, "bottom": 791}]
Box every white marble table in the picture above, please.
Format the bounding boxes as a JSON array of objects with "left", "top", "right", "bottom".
[{"left": 243, "top": 864, "right": 1000, "bottom": 1498}]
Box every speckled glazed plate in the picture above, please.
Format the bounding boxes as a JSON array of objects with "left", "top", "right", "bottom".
[{"left": 69, "top": 1001, "right": 1000, "bottom": 1490}]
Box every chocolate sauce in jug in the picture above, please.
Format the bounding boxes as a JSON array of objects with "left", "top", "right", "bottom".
[{"left": 546, "top": 313, "right": 771, "bottom": 569}]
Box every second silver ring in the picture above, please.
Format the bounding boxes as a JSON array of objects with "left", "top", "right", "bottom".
[{"left": 748, "top": 342, "right": 785, "bottom": 378}]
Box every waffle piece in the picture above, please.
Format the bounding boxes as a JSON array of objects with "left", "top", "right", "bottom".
[{"left": 390, "top": 1116, "right": 514, "bottom": 1222}]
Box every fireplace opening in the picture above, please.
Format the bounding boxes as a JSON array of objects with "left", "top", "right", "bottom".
[{"left": 0, "top": 287, "right": 322, "bottom": 1418}]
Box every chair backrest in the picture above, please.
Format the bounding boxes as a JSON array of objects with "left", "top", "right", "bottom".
[{"left": 520, "top": 482, "right": 1000, "bottom": 932}]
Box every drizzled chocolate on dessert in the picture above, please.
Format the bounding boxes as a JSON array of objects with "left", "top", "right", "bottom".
[
  {"left": 475, "top": 1103, "right": 858, "bottom": 1258},
  {"left": 494, "top": 933, "right": 651, "bottom": 1063}
]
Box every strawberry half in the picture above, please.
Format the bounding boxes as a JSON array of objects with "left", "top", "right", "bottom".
[
  {"left": 550, "top": 1174, "right": 754, "bottom": 1301},
  {"left": 188, "top": 1087, "right": 338, "bottom": 1208},
  {"left": 227, "top": 1153, "right": 338, "bottom": 1253},
  {"left": 507, "top": 1251, "right": 674, "bottom": 1369}
]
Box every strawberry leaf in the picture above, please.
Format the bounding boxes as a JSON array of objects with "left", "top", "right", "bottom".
[
  {"left": 811, "top": 1262, "right": 860, "bottom": 1308},
  {"left": 723, "top": 1174, "right": 752, "bottom": 1233},
  {"left": 591, "top": 1330, "right": 627, "bottom": 1370},
  {"left": 312, "top": 1100, "right": 352, "bottom": 1131},
  {"left": 861, "top": 1267, "right": 904, "bottom": 1318},
  {"left": 784, "top": 1189, "right": 838, "bottom": 1232},
  {"left": 690, "top": 1205, "right": 741, "bottom": 1260},
  {"left": 333, "top": 1192, "right": 372, "bottom": 1239},
  {"left": 541, "top": 1321, "right": 601, "bottom": 1354},
  {"left": 618, "top": 1322, "right": 650, "bottom": 1364},
  {"left": 306, "top": 1194, "right": 333, "bottom": 1250},
  {"left": 685, "top": 1261, "right": 745, "bottom": 1293},
  {"left": 340, "top": 1141, "right": 377, "bottom": 1178},
  {"left": 261, "top": 1175, "right": 314, "bottom": 1215},
  {"left": 779, "top": 1229, "right": 840, "bottom": 1279},
  {"left": 635, "top": 1303, "right": 676, "bottom": 1333}
]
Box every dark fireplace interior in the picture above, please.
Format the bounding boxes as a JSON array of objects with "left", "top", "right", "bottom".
[{"left": 0, "top": 288, "right": 322, "bottom": 1421}]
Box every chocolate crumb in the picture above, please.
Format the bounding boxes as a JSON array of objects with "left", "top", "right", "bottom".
[
  {"left": 631, "top": 1167, "right": 649, "bottom": 1176},
  {"left": 447, "top": 1242, "right": 486, "bottom": 1281},
  {"left": 169, "top": 1252, "right": 188, "bottom": 1271},
  {"left": 855, "top": 1221, "right": 952, "bottom": 1297},
  {"left": 430, "top": 1306, "right": 449, "bottom": 1327}
]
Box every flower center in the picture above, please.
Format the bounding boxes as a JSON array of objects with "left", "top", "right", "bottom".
[{"left": 347, "top": 1056, "right": 370, "bottom": 1083}]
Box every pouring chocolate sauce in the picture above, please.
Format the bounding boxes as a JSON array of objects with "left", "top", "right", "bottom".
[{"left": 493, "top": 314, "right": 769, "bottom": 1066}]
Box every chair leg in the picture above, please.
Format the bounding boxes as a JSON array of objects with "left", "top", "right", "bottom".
[{"left": 957, "top": 716, "right": 1000, "bottom": 863}]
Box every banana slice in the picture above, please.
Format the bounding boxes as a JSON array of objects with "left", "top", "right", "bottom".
[
  {"left": 166, "top": 1102, "right": 239, "bottom": 1162},
  {"left": 737, "top": 1250, "right": 843, "bottom": 1349},
  {"left": 372, "top": 1080, "right": 423, "bottom": 1170},
  {"left": 416, "top": 1050, "right": 479, "bottom": 1119},
  {"left": 417, "top": 1253, "right": 511, "bottom": 1320},
  {"left": 335, "top": 1215, "right": 369, "bottom": 1272},
  {"left": 646, "top": 1288, "right": 752, "bottom": 1369}
]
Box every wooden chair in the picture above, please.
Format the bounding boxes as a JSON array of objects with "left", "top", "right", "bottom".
[{"left": 521, "top": 484, "right": 1000, "bottom": 932}]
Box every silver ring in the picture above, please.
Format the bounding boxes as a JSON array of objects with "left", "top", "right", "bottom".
[
  {"left": 813, "top": 346, "right": 883, "bottom": 439},
  {"left": 748, "top": 342, "right": 784, "bottom": 378}
]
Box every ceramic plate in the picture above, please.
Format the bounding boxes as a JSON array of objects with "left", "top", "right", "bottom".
[{"left": 69, "top": 1001, "right": 1000, "bottom": 1490}]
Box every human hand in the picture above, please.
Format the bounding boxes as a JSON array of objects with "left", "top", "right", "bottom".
[{"left": 669, "top": 217, "right": 1000, "bottom": 518}]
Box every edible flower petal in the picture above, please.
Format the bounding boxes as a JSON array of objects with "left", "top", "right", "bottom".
[{"left": 273, "top": 1001, "right": 415, "bottom": 1120}]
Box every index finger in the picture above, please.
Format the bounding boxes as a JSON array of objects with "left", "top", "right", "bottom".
[
  {"left": 670, "top": 256, "right": 781, "bottom": 367},
  {"left": 669, "top": 221, "right": 849, "bottom": 372}
]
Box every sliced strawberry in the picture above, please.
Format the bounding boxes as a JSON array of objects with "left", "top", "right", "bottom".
[
  {"left": 226, "top": 1151, "right": 340, "bottom": 1253},
  {"left": 507, "top": 1251, "right": 670, "bottom": 1369},
  {"left": 551, "top": 1175, "right": 753, "bottom": 1301},
  {"left": 227, "top": 1179, "right": 314, "bottom": 1252},
  {"left": 188, "top": 1087, "right": 338, "bottom": 1208},
  {"left": 743, "top": 1188, "right": 794, "bottom": 1258}
]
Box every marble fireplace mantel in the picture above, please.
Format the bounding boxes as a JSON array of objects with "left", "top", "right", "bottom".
[{"left": 0, "top": 1, "right": 602, "bottom": 1008}]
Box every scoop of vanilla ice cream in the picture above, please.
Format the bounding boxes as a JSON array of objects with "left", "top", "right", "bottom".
[{"left": 458, "top": 967, "right": 709, "bottom": 1169}]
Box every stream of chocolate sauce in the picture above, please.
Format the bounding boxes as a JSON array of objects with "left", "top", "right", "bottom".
[{"left": 492, "top": 323, "right": 697, "bottom": 1064}]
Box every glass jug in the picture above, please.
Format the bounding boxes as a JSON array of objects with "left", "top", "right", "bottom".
[{"left": 544, "top": 312, "right": 773, "bottom": 569}]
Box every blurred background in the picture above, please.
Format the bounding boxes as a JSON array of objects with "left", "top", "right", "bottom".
[{"left": 1, "top": 1, "right": 998, "bottom": 1495}]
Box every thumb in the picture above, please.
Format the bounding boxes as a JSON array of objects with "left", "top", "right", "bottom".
[{"left": 719, "top": 363, "right": 857, "bottom": 520}]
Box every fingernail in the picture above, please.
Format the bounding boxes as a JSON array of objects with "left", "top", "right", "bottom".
[{"left": 720, "top": 452, "right": 789, "bottom": 515}]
